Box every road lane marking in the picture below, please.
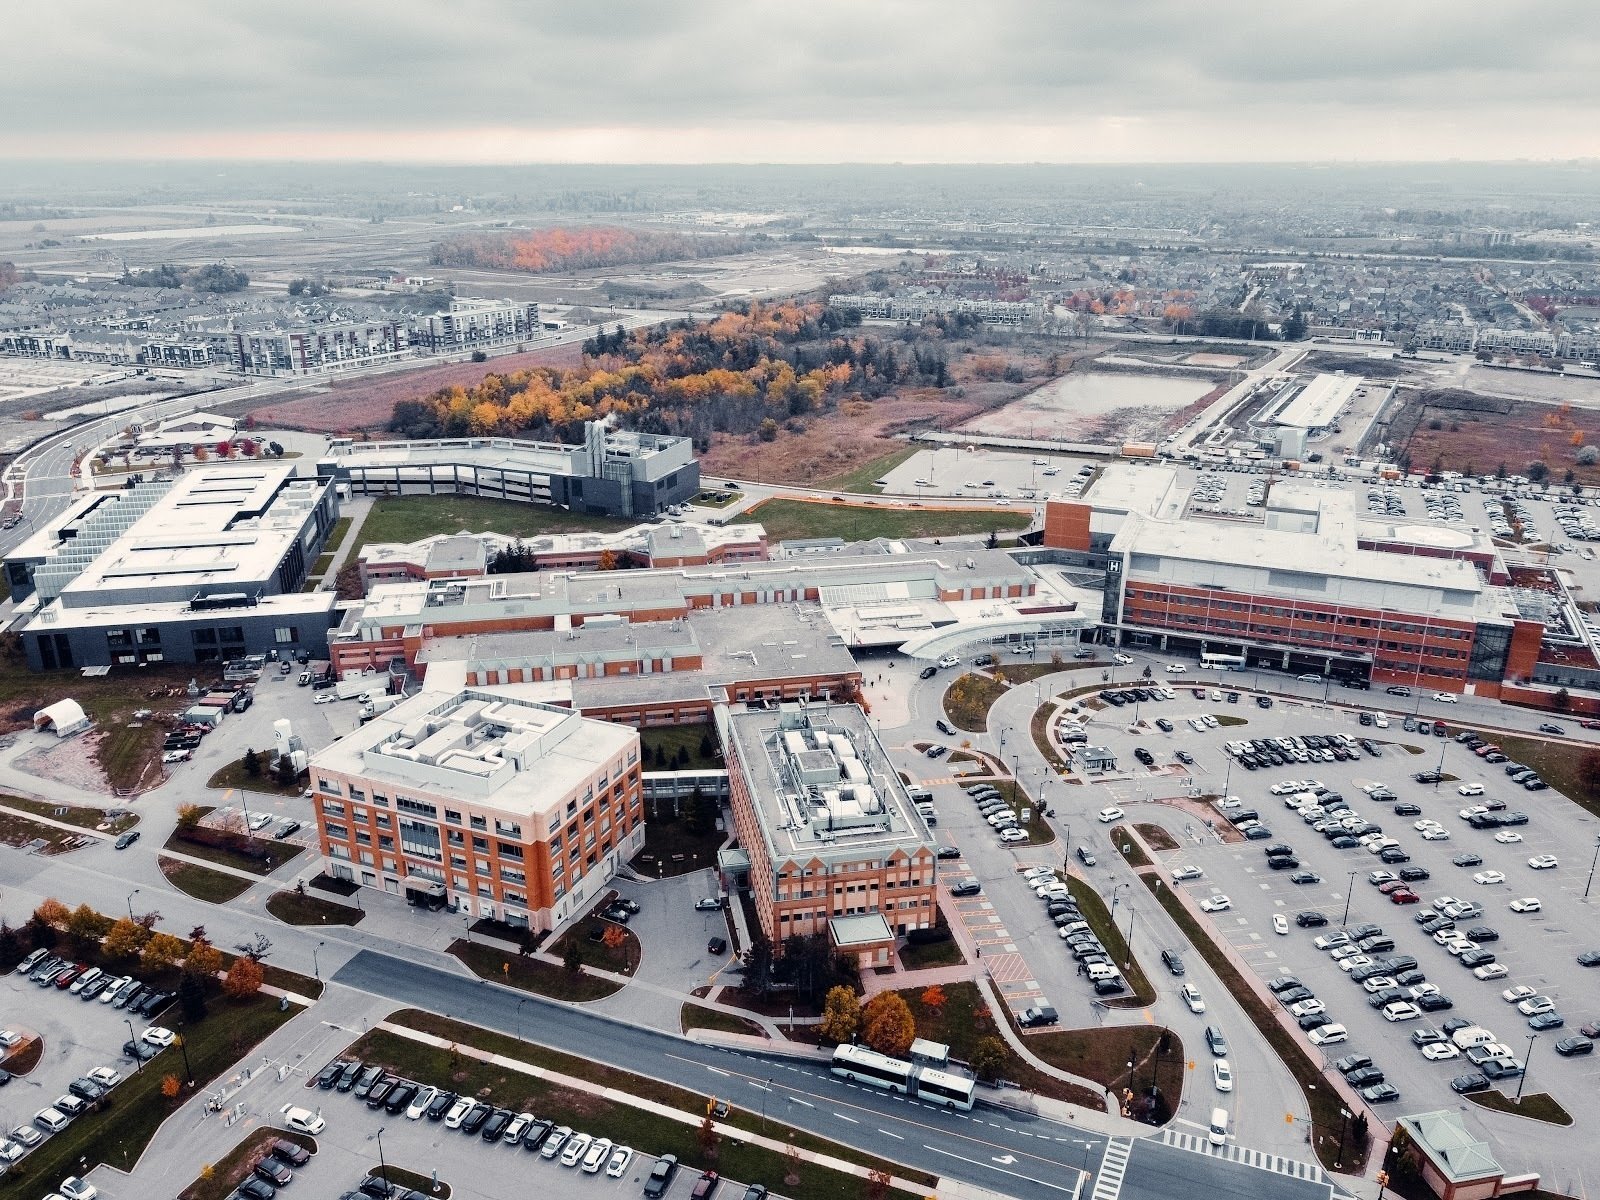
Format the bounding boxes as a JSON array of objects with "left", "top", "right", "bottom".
[
  {"left": 879, "top": 1129, "right": 904, "bottom": 1139},
  {"left": 921, "top": 1144, "right": 1078, "bottom": 1194},
  {"left": 834, "top": 1112, "right": 859, "bottom": 1123}
]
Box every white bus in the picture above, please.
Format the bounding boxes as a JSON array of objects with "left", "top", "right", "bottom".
[
  {"left": 1200, "top": 651, "right": 1246, "bottom": 670},
  {"left": 830, "top": 1044, "right": 913, "bottom": 1094},
  {"left": 914, "top": 1066, "right": 977, "bottom": 1111}
]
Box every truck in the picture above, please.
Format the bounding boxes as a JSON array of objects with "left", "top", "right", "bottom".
[
  {"left": 335, "top": 676, "right": 381, "bottom": 702},
  {"left": 297, "top": 659, "right": 331, "bottom": 687},
  {"left": 642, "top": 1155, "right": 678, "bottom": 1199},
  {"left": 359, "top": 694, "right": 402, "bottom": 722}
]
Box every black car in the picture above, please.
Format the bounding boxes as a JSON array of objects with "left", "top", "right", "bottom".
[
  {"left": 426, "top": 1089, "right": 458, "bottom": 1120},
  {"left": 238, "top": 1178, "right": 276, "bottom": 1200},
  {"left": 270, "top": 1139, "right": 311, "bottom": 1167},
  {"left": 1419, "top": 915, "right": 1454, "bottom": 932},
  {"left": 1378, "top": 847, "right": 1411, "bottom": 864},
  {"left": 1243, "top": 825, "right": 1273, "bottom": 840},
  {"left": 1330, "top": 835, "right": 1360, "bottom": 849},
  {"left": 1399, "top": 866, "right": 1431, "bottom": 882},
  {"left": 919, "top": 665, "right": 938, "bottom": 680},
  {"left": 1578, "top": 950, "right": 1600, "bottom": 967},
  {"left": 935, "top": 719, "right": 956, "bottom": 736},
  {"left": 1266, "top": 976, "right": 1303, "bottom": 993},
  {"left": 1393, "top": 803, "right": 1422, "bottom": 817},
  {"left": 522, "top": 1117, "right": 555, "bottom": 1151},
  {"left": 949, "top": 880, "right": 982, "bottom": 898},
  {"left": 1345, "top": 1066, "right": 1385, "bottom": 1088},
  {"left": 385, "top": 1081, "right": 418, "bottom": 1115},
  {"left": 1481, "top": 1058, "right": 1524, "bottom": 1080},
  {"left": 1555, "top": 1036, "right": 1595, "bottom": 1057},
  {"left": 1295, "top": 911, "right": 1328, "bottom": 928},
  {"left": 1452, "top": 852, "right": 1484, "bottom": 868},
  {"left": 1441, "top": 1017, "right": 1475, "bottom": 1036},
  {"left": 365, "top": 1076, "right": 396, "bottom": 1109},
  {"left": 1297, "top": 1012, "right": 1332, "bottom": 1031},
  {"left": 1348, "top": 923, "right": 1384, "bottom": 940},
  {"left": 1133, "top": 747, "right": 1155, "bottom": 767},
  {"left": 1276, "top": 986, "right": 1315, "bottom": 1005},
  {"left": 481, "top": 1107, "right": 514, "bottom": 1141},
  {"left": 1334, "top": 1054, "right": 1373, "bottom": 1075},
  {"left": 353, "top": 1065, "right": 385, "bottom": 1098},
  {"left": 1450, "top": 1073, "right": 1490, "bottom": 1094},
  {"left": 1161, "top": 949, "right": 1185, "bottom": 977},
  {"left": 1418, "top": 993, "right": 1455, "bottom": 1012},
  {"left": 936, "top": 845, "right": 961, "bottom": 860},
  {"left": 1289, "top": 871, "right": 1321, "bottom": 885},
  {"left": 1268, "top": 856, "right": 1299, "bottom": 870},
  {"left": 254, "top": 1159, "right": 293, "bottom": 1187},
  {"left": 1361, "top": 1083, "right": 1400, "bottom": 1104},
  {"left": 137, "top": 990, "right": 174, "bottom": 1017},
  {"left": 1464, "top": 926, "right": 1498, "bottom": 943},
  {"left": 122, "top": 1039, "right": 158, "bottom": 1062},
  {"left": 1367, "top": 988, "right": 1406, "bottom": 1009},
  {"left": 67, "top": 1077, "right": 106, "bottom": 1102},
  {"left": 358, "top": 1175, "right": 395, "bottom": 1198},
  {"left": 337, "top": 1061, "right": 364, "bottom": 1092},
  {"left": 317, "top": 1060, "right": 348, "bottom": 1089},
  {"left": 459, "top": 1102, "right": 492, "bottom": 1135}
]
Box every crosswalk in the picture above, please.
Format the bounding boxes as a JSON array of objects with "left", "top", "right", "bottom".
[
  {"left": 1159, "top": 1128, "right": 1329, "bottom": 1184},
  {"left": 1089, "top": 1136, "right": 1132, "bottom": 1200}
]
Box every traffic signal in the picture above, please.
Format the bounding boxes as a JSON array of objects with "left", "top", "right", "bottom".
[{"left": 1376, "top": 1171, "right": 1389, "bottom": 1186}]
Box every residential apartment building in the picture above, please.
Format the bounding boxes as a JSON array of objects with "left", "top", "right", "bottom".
[
  {"left": 414, "top": 298, "right": 542, "bottom": 351},
  {"left": 719, "top": 702, "right": 938, "bottom": 967},
  {"left": 309, "top": 688, "right": 643, "bottom": 931},
  {"left": 230, "top": 319, "right": 408, "bottom": 375}
]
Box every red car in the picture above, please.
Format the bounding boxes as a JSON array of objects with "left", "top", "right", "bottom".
[
  {"left": 53, "top": 963, "right": 85, "bottom": 989},
  {"left": 1389, "top": 889, "right": 1421, "bottom": 905},
  {"left": 1582, "top": 720, "right": 1600, "bottom": 731}
]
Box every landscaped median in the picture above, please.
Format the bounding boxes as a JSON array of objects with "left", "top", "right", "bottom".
[
  {"left": 1137, "top": 869, "right": 1371, "bottom": 1172},
  {"left": 448, "top": 937, "right": 624, "bottom": 1002},
  {"left": 1465, "top": 1089, "right": 1573, "bottom": 1126},
  {"left": 178, "top": 1129, "right": 319, "bottom": 1200},
  {"left": 1064, "top": 875, "right": 1155, "bottom": 1007},
  {"left": 351, "top": 1010, "right": 936, "bottom": 1200}
]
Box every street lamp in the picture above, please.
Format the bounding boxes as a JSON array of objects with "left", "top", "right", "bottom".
[
  {"left": 1584, "top": 834, "right": 1600, "bottom": 900},
  {"left": 515, "top": 997, "right": 529, "bottom": 1043},
  {"left": 1514, "top": 1035, "right": 1538, "bottom": 1105},
  {"left": 1341, "top": 870, "right": 1359, "bottom": 928},
  {"left": 124, "top": 1019, "right": 142, "bottom": 1075},
  {"left": 313, "top": 940, "right": 325, "bottom": 982},
  {"left": 1123, "top": 903, "right": 1135, "bottom": 967},
  {"left": 1110, "top": 882, "right": 1127, "bottom": 912},
  {"left": 126, "top": 888, "right": 139, "bottom": 921},
  {"left": 375, "top": 1126, "right": 390, "bottom": 1192},
  {"left": 176, "top": 1033, "right": 193, "bottom": 1085}
]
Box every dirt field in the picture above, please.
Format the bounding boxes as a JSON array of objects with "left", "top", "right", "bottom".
[
  {"left": 248, "top": 342, "right": 585, "bottom": 434},
  {"left": 1403, "top": 394, "right": 1600, "bottom": 483}
]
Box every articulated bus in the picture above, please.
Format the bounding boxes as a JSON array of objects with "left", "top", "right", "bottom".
[{"left": 829, "top": 1045, "right": 976, "bottom": 1111}]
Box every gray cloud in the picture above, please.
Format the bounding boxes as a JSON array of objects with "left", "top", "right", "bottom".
[{"left": 5, "top": 0, "right": 1599, "bottom": 158}]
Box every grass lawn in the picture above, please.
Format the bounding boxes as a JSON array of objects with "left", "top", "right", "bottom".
[
  {"left": 0, "top": 810, "right": 99, "bottom": 854},
  {"left": 1026, "top": 1025, "right": 1185, "bottom": 1115},
  {"left": 206, "top": 758, "right": 307, "bottom": 797},
  {"left": 1065, "top": 877, "right": 1155, "bottom": 1006},
  {"left": 747, "top": 498, "right": 1029, "bottom": 543},
  {"left": 164, "top": 815, "right": 301, "bottom": 876},
  {"left": 942, "top": 672, "right": 1008, "bottom": 733},
  {"left": 632, "top": 812, "right": 725, "bottom": 879},
  {"left": 363, "top": 1165, "right": 450, "bottom": 1199},
  {"left": 265, "top": 889, "right": 364, "bottom": 926},
  {"left": 356, "top": 1016, "right": 934, "bottom": 1197},
  {"left": 159, "top": 856, "right": 252, "bottom": 903},
  {"left": 817, "top": 445, "right": 919, "bottom": 493},
  {"left": 6, "top": 996, "right": 299, "bottom": 1200},
  {"left": 323, "top": 515, "right": 353, "bottom": 554},
  {"left": 1134, "top": 823, "right": 1178, "bottom": 851},
  {"left": 638, "top": 722, "right": 722, "bottom": 770},
  {"left": 680, "top": 1003, "right": 767, "bottom": 1038},
  {"left": 356, "top": 495, "right": 632, "bottom": 554},
  {"left": 693, "top": 489, "right": 744, "bottom": 508},
  {"left": 1142, "top": 874, "right": 1367, "bottom": 1172},
  {"left": 1031, "top": 702, "right": 1069, "bottom": 773},
  {"left": 1, "top": 796, "right": 137, "bottom": 834},
  {"left": 549, "top": 914, "right": 641, "bottom": 976},
  {"left": 311, "top": 552, "right": 336, "bottom": 576},
  {"left": 897, "top": 937, "right": 965, "bottom": 970},
  {"left": 177, "top": 1129, "right": 317, "bottom": 1200},
  {"left": 898, "top": 982, "right": 1103, "bottom": 1110},
  {"left": 448, "top": 938, "right": 624, "bottom": 1002},
  {"left": 1466, "top": 1089, "right": 1572, "bottom": 1125},
  {"left": 1110, "top": 827, "right": 1153, "bottom": 868},
  {"left": 1464, "top": 728, "right": 1600, "bottom": 817}
]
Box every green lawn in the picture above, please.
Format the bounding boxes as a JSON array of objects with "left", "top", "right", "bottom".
[
  {"left": 632, "top": 812, "right": 726, "bottom": 879},
  {"left": 1025, "top": 1025, "right": 1185, "bottom": 1117},
  {"left": 549, "top": 912, "right": 641, "bottom": 976},
  {"left": 356, "top": 495, "right": 633, "bottom": 552},
  {"left": 817, "top": 445, "right": 920, "bottom": 493},
  {"left": 323, "top": 515, "right": 353, "bottom": 554},
  {"left": 1463, "top": 728, "right": 1599, "bottom": 817},
  {"left": 206, "top": 758, "right": 307, "bottom": 797},
  {"left": 1, "top": 796, "right": 137, "bottom": 834},
  {"left": 942, "top": 672, "right": 1007, "bottom": 733},
  {"left": 265, "top": 889, "right": 364, "bottom": 926},
  {"left": 680, "top": 1003, "right": 767, "bottom": 1038},
  {"left": 985, "top": 778, "right": 1055, "bottom": 845},
  {"left": 1142, "top": 873, "right": 1367, "bottom": 1172},
  {"left": 898, "top": 982, "right": 1102, "bottom": 1109},
  {"left": 897, "top": 936, "right": 965, "bottom": 970},
  {"left": 353, "top": 1018, "right": 933, "bottom": 1198},
  {"left": 747, "top": 498, "right": 1029, "bottom": 543},
  {"left": 6, "top": 995, "right": 299, "bottom": 1199},
  {"left": 1466, "top": 1089, "right": 1572, "bottom": 1125},
  {"left": 164, "top": 815, "right": 301, "bottom": 876},
  {"left": 1066, "top": 876, "right": 1155, "bottom": 1006},
  {"left": 639, "top": 722, "right": 722, "bottom": 770},
  {"left": 177, "top": 1129, "right": 318, "bottom": 1200},
  {"left": 159, "top": 856, "right": 252, "bottom": 903},
  {"left": 448, "top": 938, "right": 624, "bottom": 1001}
]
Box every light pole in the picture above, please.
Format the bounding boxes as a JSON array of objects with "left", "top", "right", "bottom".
[
  {"left": 1061, "top": 822, "right": 1072, "bottom": 866},
  {"left": 124, "top": 1019, "right": 142, "bottom": 1075},
  {"left": 1514, "top": 1035, "right": 1537, "bottom": 1105},
  {"left": 515, "top": 997, "right": 529, "bottom": 1043},
  {"left": 313, "top": 940, "right": 325, "bottom": 982},
  {"left": 1123, "top": 903, "right": 1135, "bottom": 968},
  {"left": 126, "top": 888, "right": 139, "bottom": 921},
  {"left": 1584, "top": 835, "right": 1600, "bottom": 900},
  {"left": 376, "top": 1127, "right": 390, "bottom": 1192},
  {"left": 1110, "top": 882, "right": 1127, "bottom": 913},
  {"left": 1341, "top": 870, "right": 1358, "bottom": 928}
]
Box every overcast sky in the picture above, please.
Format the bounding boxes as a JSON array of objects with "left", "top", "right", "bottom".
[{"left": 8, "top": 1, "right": 1598, "bottom": 163}]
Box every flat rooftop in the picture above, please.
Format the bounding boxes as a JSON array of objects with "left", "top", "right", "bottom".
[
  {"left": 1275, "top": 373, "right": 1361, "bottom": 430},
  {"left": 721, "top": 702, "right": 935, "bottom": 865},
  {"left": 1081, "top": 463, "right": 1186, "bottom": 521},
  {"left": 311, "top": 687, "right": 636, "bottom": 814}
]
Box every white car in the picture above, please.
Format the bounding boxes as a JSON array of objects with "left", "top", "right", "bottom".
[
  {"left": 1421, "top": 1041, "right": 1460, "bottom": 1061},
  {"left": 1338, "top": 956, "right": 1376, "bottom": 974},
  {"left": 97, "top": 977, "right": 130, "bottom": 1004},
  {"left": 1200, "top": 895, "right": 1232, "bottom": 912},
  {"left": 1508, "top": 897, "right": 1542, "bottom": 913},
  {"left": 313, "top": 693, "right": 334, "bottom": 705},
  {"left": 85, "top": 1067, "right": 121, "bottom": 1088},
  {"left": 1172, "top": 865, "right": 1203, "bottom": 881},
  {"left": 1289, "top": 999, "right": 1325, "bottom": 1018},
  {"left": 1502, "top": 984, "right": 1537, "bottom": 1003},
  {"left": 581, "top": 1137, "right": 614, "bottom": 1174},
  {"left": 999, "top": 828, "right": 1028, "bottom": 843},
  {"left": 0, "top": 1142, "right": 23, "bottom": 1166},
  {"left": 1097, "top": 807, "right": 1124, "bottom": 823},
  {"left": 605, "top": 1146, "right": 634, "bottom": 1179},
  {"left": 0, "top": 1031, "right": 21, "bottom": 1049},
  {"left": 1382, "top": 1001, "right": 1422, "bottom": 1022},
  {"left": 1473, "top": 870, "right": 1506, "bottom": 885},
  {"left": 1493, "top": 831, "right": 1522, "bottom": 844},
  {"left": 8, "top": 1126, "right": 41, "bottom": 1149},
  {"left": 1212, "top": 1059, "right": 1233, "bottom": 1092},
  {"left": 33, "top": 1108, "right": 69, "bottom": 1134},
  {"left": 1181, "top": 984, "right": 1205, "bottom": 1013},
  {"left": 1528, "top": 855, "right": 1559, "bottom": 870},
  {"left": 936, "top": 654, "right": 959, "bottom": 669},
  {"left": 142, "top": 1027, "right": 175, "bottom": 1048},
  {"left": 1165, "top": 663, "right": 1187, "bottom": 674},
  {"left": 1272, "top": 914, "right": 1289, "bottom": 935},
  {"left": 1457, "top": 783, "right": 1484, "bottom": 796},
  {"left": 1472, "top": 963, "right": 1509, "bottom": 980},
  {"left": 1459, "top": 806, "right": 1489, "bottom": 821},
  {"left": 279, "top": 1105, "right": 325, "bottom": 1135},
  {"left": 405, "top": 1086, "right": 438, "bottom": 1120},
  {"left": 1307, "top": 1023, "right": 1348, "bottom": 1046},
  {"left": 59, "top": 1177, "right": 97, "bottom": 1200},
  {"left": 247, "top": 812, "right": 273, "bottom": 831},
  {"left": 1433, "top": 692, "right": 1457, "bottom": 703},
  {"left": 560, "top": 1131, "right": 593, "bottom": 1167},
  {"left": 1362, "top": 976, "right": 1398, "bottom": 993},
  {"left": 1114, "top": 653, "right": 1134, "bottom": 665},
  {"left": 1421, "top": 828, "right": 1450, "bottom": 841},
  {"left": 443, "top": 1097, "right": 473, "bottom": 1128},
  {"left": 1518, "top": 996, "right": 1555, "bottom": 1017},
  {"left": 1412, "top": 819, "right": 1442, "bottom": 833}
]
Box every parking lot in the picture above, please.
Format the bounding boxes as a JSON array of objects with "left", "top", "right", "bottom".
[{"left": 1081, "top": 696, "right": 1600, "bottom": 1136}]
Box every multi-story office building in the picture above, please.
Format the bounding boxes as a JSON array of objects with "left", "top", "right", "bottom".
[
  {"left": 719, "top": 702, "right": 938, "bottom": 967},
  {"left": 309, "top": 687, "right": 643, "bottom": 930},
  {"left": 5, "top": 462, "right": 341, "bottom": 669}
]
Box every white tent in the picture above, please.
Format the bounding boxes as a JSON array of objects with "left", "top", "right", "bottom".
[{"left": 33, "top": 699, "right": 89, "bottom": 737}]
